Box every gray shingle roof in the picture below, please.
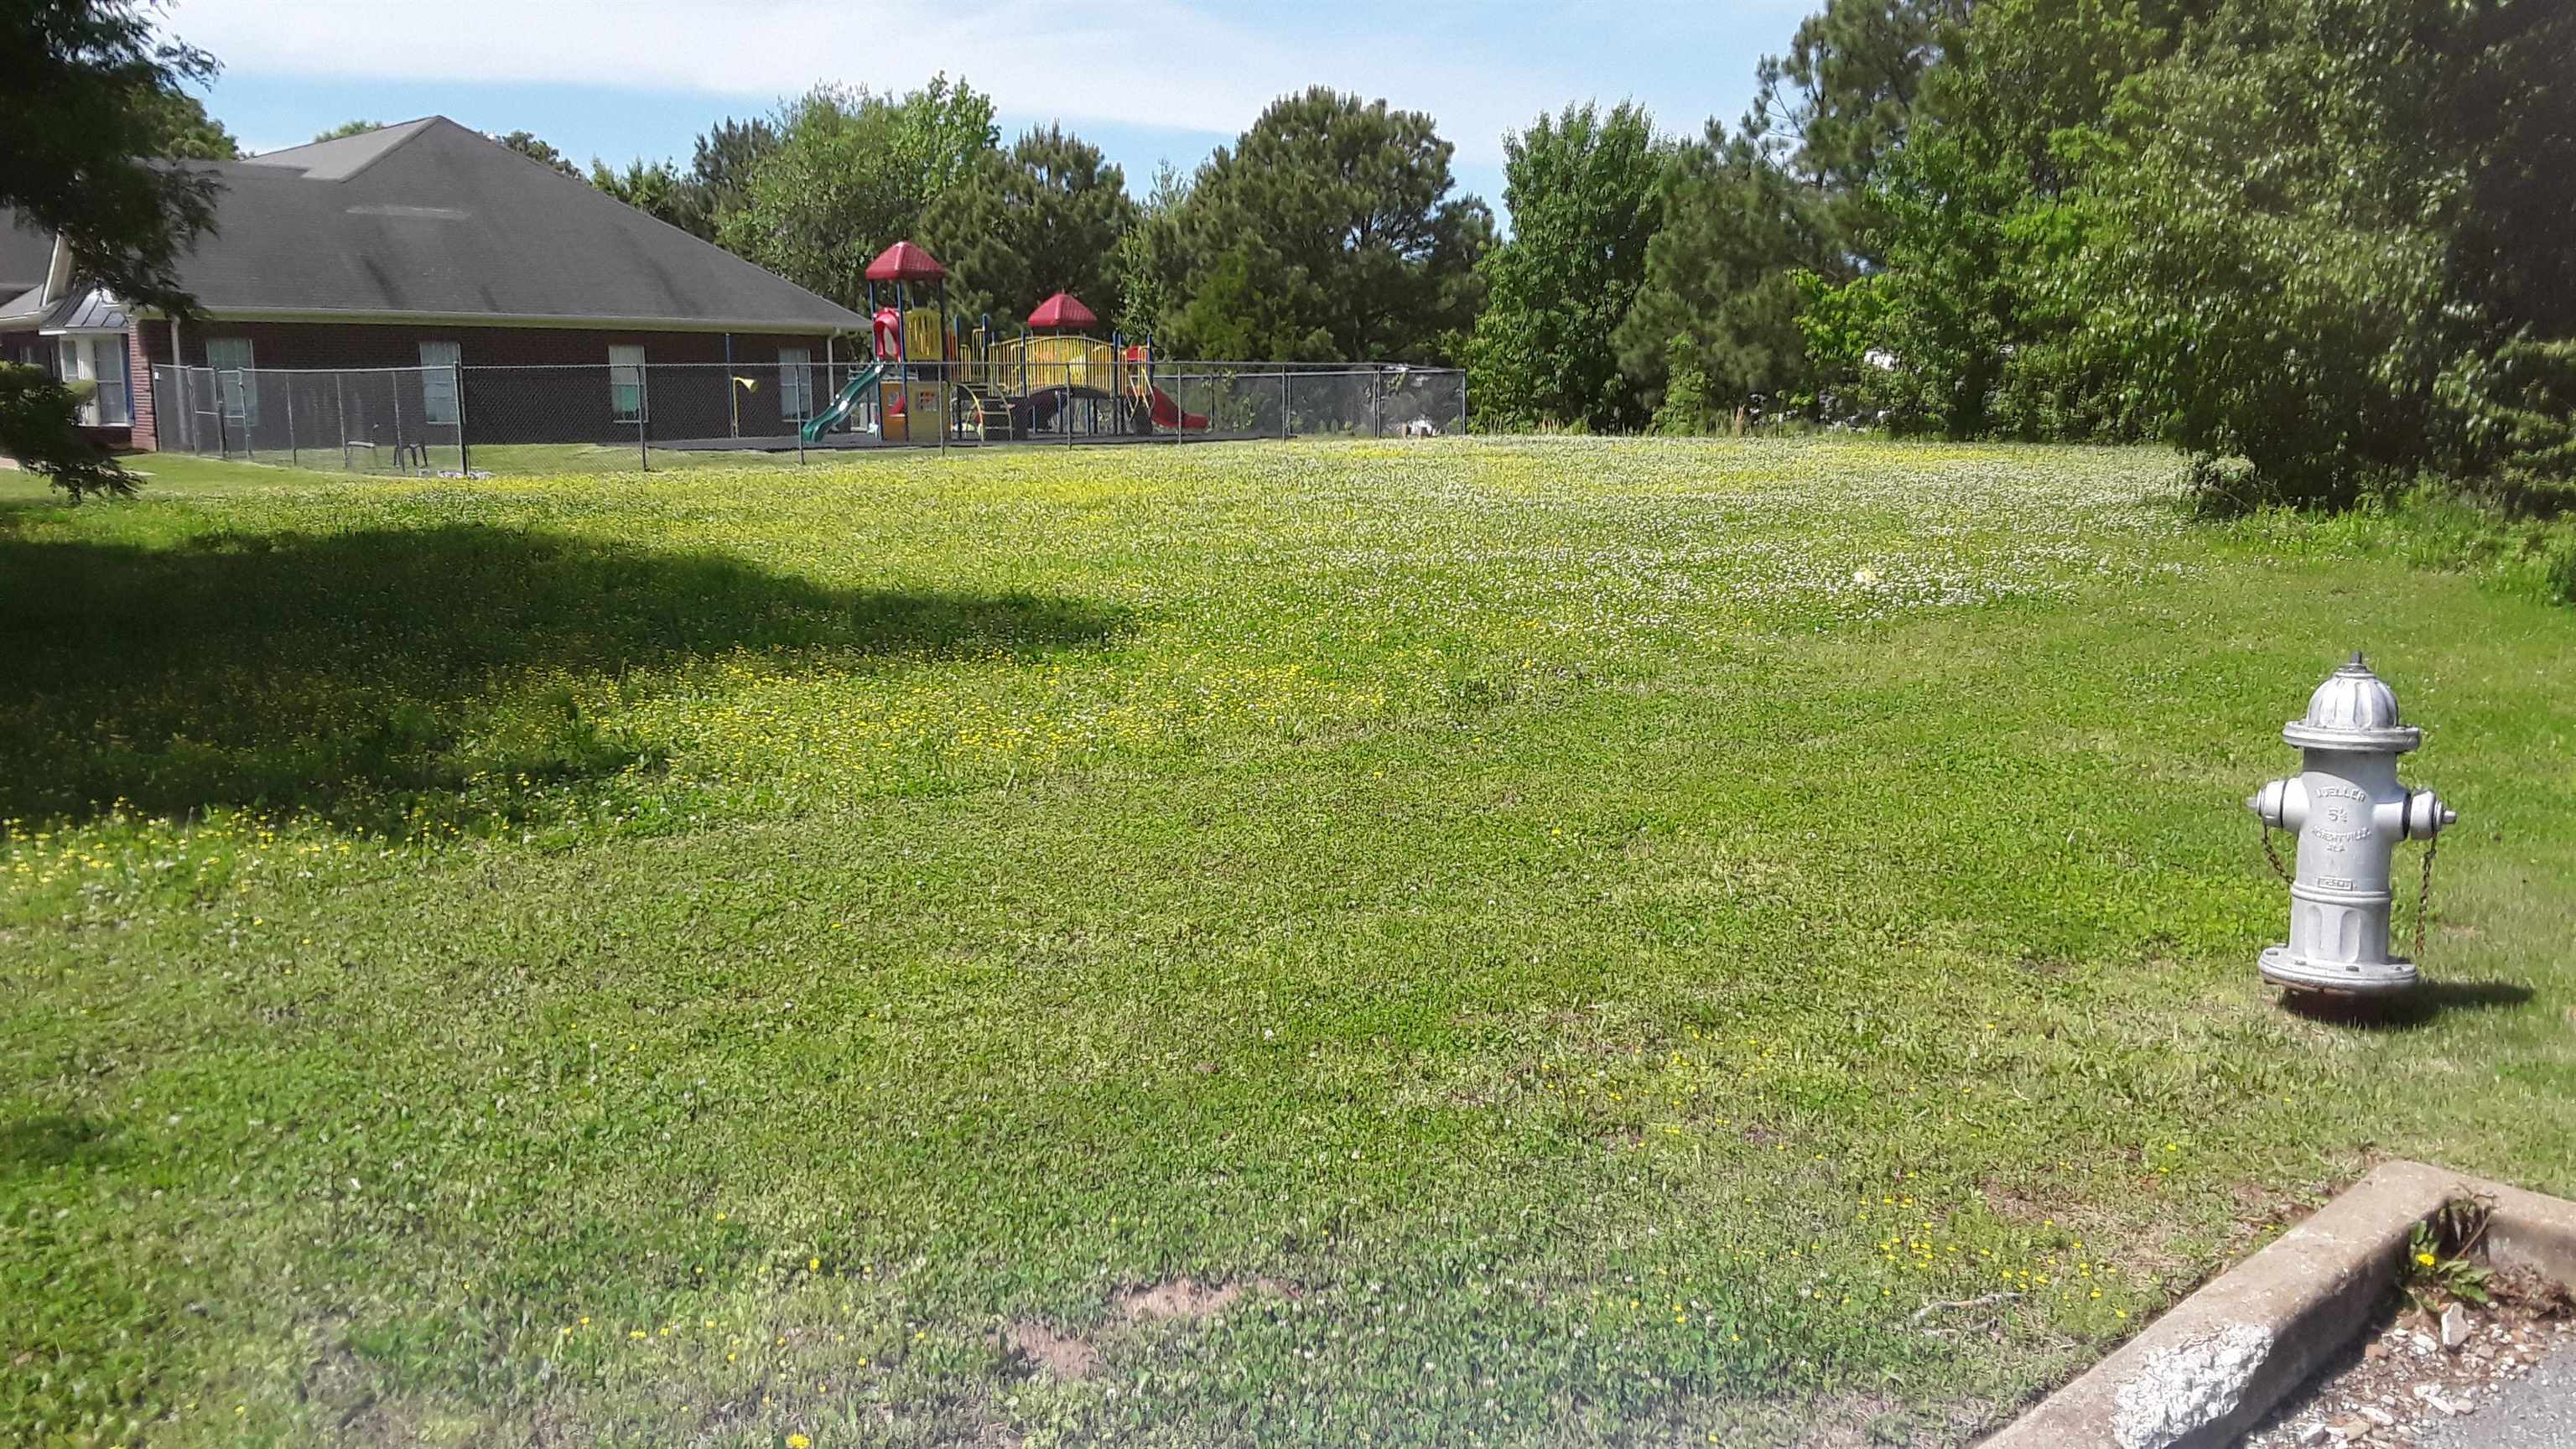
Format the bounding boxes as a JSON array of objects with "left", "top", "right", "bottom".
[
  {"left": 0, "top": 208, "right": 52, "bottom": 296},
  {"left": 169, "top": 118, "right": 864, "bottom": 332}
]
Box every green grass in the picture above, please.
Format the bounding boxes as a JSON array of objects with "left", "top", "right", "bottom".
[
  {"left": 3, "top": 438, "right": 2569, "bottom": 1448},
  {"left": 194, "top": 439, "right": 851, "bottom": 477}
]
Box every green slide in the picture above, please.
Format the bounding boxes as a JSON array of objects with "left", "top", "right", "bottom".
[{"left": 800, "top": 361, "right": 886, "bottom": 443}]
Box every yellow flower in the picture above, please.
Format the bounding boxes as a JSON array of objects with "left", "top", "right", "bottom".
[
  {"left": 2416, "top": 1251, "right": 2438, "bottom": 1267},
  {"left": 787, "top": 1436, "right": 812, "bottom": 1449}
]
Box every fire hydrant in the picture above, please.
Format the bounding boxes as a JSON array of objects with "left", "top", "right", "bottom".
[{"left": 2246, "top": 654, "right": 2454, "bottom": 995}]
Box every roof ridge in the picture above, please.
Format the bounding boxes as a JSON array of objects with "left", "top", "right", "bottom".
[{"left": 242, "top": 117, "right": 441, "bottom": 180}]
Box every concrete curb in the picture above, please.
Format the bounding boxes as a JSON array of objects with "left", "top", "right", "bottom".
[{"left": 1979, "top": 1160, "right": 2576, "bottom": 1449}]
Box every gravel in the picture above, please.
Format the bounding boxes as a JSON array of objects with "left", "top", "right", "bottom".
[
  {"left": 2241, "top": 1296, "right": 2573, "bottom": 1447},
  {"left": 2413, "top": 1337, "right": 2576, "bottom": 1448}
]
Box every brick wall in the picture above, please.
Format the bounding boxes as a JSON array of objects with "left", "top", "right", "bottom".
[
  {"left": 126, "top": 320, "right": 159, "bottom": 451},
  {"left": 151, "top": 319, "right": 847, "bottom": 449}
]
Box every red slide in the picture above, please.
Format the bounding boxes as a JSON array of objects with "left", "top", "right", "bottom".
[{"left": 1148, "top": 386, "right": 1211, "bottom": 432}]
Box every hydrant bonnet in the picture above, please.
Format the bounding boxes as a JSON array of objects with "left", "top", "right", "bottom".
[{"left": 2283, "top": 656, "right": 2418, "bottom": 751}]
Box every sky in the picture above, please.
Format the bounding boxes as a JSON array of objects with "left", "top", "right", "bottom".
[{"left": 170, "top": 0, "right": 1816, "bottom": 225}]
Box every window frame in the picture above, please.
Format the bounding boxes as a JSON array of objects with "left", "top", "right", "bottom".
[
  {"left": 418, "top": 340, "right": 461, "bottom": 426},
  {"left": 205, "top": 335, "right": 259, "bottom": 427},
  {"left": 608, "top": 344, "right": 647, "bottom": 423},
  {"left": 94, "top": 335, "right": 131, "bottom": 426},
  {"left": 778, "top": 345, "right": 814, "bottom": 423}
]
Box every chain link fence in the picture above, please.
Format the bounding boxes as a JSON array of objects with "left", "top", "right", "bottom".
[
  {"left": 151, "top": 360, "right": 1468, "bottom": 474},
  {"left": 152, "top": 365, "right": 466, "bottom": 474},
  {"left": 1162, "top": 366, "right": 1467, "bottom": 440}
]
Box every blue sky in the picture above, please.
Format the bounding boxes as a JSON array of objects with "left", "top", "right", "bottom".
[{"left": 172, "top": 1, "right": 1815, "bottom": 224}]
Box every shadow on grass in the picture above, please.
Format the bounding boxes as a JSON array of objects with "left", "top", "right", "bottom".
[
  {"left": 0, "top": 1114, "right": 119, "bottom": 1181},
  {"left": 0, "top": 523, "right": 1127, "bottom": 833},
  {"left": 2283, "top": 979, "right": 2536, "bottom": 1031}
]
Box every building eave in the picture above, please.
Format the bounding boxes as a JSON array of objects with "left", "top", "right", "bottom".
[{"left": 138, "top": 305, "right": 862, "bottom": 335}]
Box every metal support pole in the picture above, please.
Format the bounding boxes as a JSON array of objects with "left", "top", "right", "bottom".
[
  {"left": 392, "top": 368, "right": 405, "bottom": 470},
  {"left": 1459, "top": 371, "right": 1468, "bottom": 435},
  {"left": 285, "top": 371, "right": 298, "bottom": 469},
  {"left": 337, "top": 372, "right": 349, "bottom": 471},
  {"left": 724, "top": 333, "right": 739, "bottom": 438},
  {"left": 638, "top": 361, "right": 651, "bottom": 470},
  {"left": 1372, "top": 366, "right": 1383, "bottom": 438},
  {"left": 1283, "top": 371, "right": 1293, "bottom": 439},
  {"left": 454, "top": 361, "right": 470, "bottom": 473}
]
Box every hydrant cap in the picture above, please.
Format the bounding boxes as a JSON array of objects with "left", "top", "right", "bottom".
[{"left": 2283, "top": 652, "right": 2423, "bottom": 751}]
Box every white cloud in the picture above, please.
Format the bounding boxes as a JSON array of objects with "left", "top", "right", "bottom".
[{"left": 168, "top": 0, "right": 1557, "bottom": 162}]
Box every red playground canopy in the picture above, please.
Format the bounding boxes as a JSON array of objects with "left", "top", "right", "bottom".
[
  {"left": 865, "top": 241, "right": 947, "bottom": 283},
  {"left": 1026, "top": 292, "right": 1098, "bottom": 331}
]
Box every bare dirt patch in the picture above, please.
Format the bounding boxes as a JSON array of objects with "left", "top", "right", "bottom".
[
  {"left": 1114, "top": 1279, "right": 1242, "bottom": 1322},
  {"left": 1001, "top": 1320, "right": 1102, "bottom": 1380},
  {"left": 1114, "top": 1276, "right": 1291, "bottom": 1322}
]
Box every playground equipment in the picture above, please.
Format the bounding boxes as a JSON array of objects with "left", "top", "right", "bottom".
[{"left": 799, "top": 242, "right": 1209, "bottom": 447}]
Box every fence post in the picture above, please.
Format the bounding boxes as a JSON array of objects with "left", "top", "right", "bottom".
[
  {"left": 336, "top": 373, "right": 349, "bottom": 471},
  {"left": 454, "top": 361, "right": 471, "bottom": 474},
  {"left": 285, "top": 371, "right": 298, "bottom": 469},
  {"left": 392, "top": 369, "right": 406, "bottom": 471},
  {"left": 1459, "top": 371, "right": 1468, "bottom": 436},
  {"left": 1283, "top": 371, "right": 1293, "bottom": 439},
  {"left": 214, "top": 370, "right": 230, "bottom": 459},
  {"left": 638, "top": 361, "right": 652, "bottom": 470},
  {"left": 1372, "top": 368, "right": 1383, "bottom": 438}
]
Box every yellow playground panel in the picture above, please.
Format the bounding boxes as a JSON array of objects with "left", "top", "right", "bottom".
[{"left": 972, "top": 332, "right": 1119, "bottom": 394}]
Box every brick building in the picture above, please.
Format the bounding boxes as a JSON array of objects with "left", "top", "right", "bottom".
[{"left": 0, "top": 120, "right": 867, "bottom": 454}]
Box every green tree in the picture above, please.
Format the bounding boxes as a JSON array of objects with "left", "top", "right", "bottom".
[
  {"left": 1465, "top": 101, "right": 1668, "bottom": 431},
  {"left": 2070, "top": 0, "right": 2576, "bottom": 503},
  {"left": 1822, "top": 0, "right": 2213, "bottom": 437},
  {"left": 311, "top": 119, "right": 382, "bottom": 143},
  {"left": 1596, "top": 0, "right": 1958, "bottom": 427},
  {"left": 922, "top": 125, "right": 1138, "bottom": 332},
  {"left": 718, "top": 77, "right": 998, "bottom": 309},
  {"left": 1109, "top": 161, "right": 1189, "bottom": 345},
  {"left": 0, "top": 363, "right": 132, "bottom": 501},
  {"left": 0, "top": 0, "right": 221, "bottom": 319},
  {"left": 678, "top": 116, "right": 776, "bottom": 240},
  {"left": 493, "top": 129, "right": 580, "bottom": 178},
  {"left": 1, "top": 0, "right": 231, "bottom": 500},
  {"left": 1616, "top": 125, "right": 1837, "bottom": 418},
  {"left": 139, "top": 89, "right": 237, "bottom": 159},
  {"left": 589, "top": 157, "right": 693, "bottom": 231},
  {"left": 1164, "top": 89, "right": 1491, "bottom": 362},
  {"left": 1746, "top": 0, "right": 1961, "bottom": 252}
]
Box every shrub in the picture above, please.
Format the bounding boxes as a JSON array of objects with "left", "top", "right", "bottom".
[{"left": 0, "top": 363, "right": 137, "bottom": 501}]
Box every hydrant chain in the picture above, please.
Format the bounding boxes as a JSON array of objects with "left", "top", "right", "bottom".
[
  {"left": 2414, "top": 835, "right": 2438, "bottom": 963},
  {"left": 2260, "top": 823, "right": 2294, "bottom": 885}
]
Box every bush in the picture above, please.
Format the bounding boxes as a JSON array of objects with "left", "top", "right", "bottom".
[{"left": 0, "top": 362, "right": 137, "bottom": 501}]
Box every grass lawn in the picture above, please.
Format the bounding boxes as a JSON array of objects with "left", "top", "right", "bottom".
[{"left": 3, "top": 438, "right": 2569, "bottom": 1448}]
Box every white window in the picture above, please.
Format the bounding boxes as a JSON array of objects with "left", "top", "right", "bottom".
[
  {"left": 778, "top": 346, "right": 813, "bottom": 421},
  {"left": 95, "top": 335, "right": 130, "bottom": 425},
  {"left": 608, "top": 344, "right": 646, "bottom": 422},
  {"left": 419, "top": 340, "right": 460, "bottom": 424},
  {"left": 206, "top": 335, "right": 257, "bottom": 425}
]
